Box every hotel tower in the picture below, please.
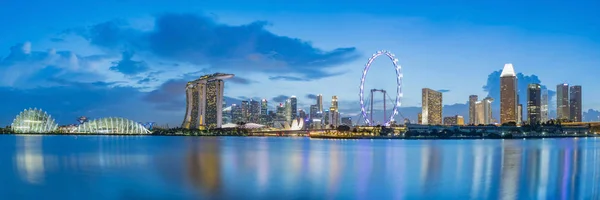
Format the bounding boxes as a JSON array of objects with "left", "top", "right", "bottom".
[{"left": 182, "top": 73, "right": 234, "bottom": 129}]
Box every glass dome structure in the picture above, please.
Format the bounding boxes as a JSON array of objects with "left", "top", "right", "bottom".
[
  {"left": 75, "top": 117, "right": 150, "bottom": 134},
  {"left": 11, "top": 108, "right": 58, "bottom": 133}
]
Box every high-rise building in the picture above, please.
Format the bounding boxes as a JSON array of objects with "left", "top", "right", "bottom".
[
  {"left": 241, "top": 100, "right": 249, "bottom": 122},
  {"left": 421, "top": 88, "right": 443, "bottom": 125},
  {"left": 249, "top": 99, "right": 260, "bottom": 123},
  {"left": 557, "top": 83, "right": 570, "bottom": 120},
  {"left": 309, "top": 105, "right": 318, "bottom": 120},
  {"left": 182, "top": 73, "right": 233, "bottom": 129},
  {"left": 570, "top": 85, "right": 582, "bottom": 122},
  {"left": 290, "top": 96, "right": 298, "bottom": 120},
  {"left": 500, "top": 63, "right": 518, "bottom": 124},
  {"left": 417, "top": 113, "right": 422, "bottom": 124},
  {"left": 284, "top": 99, "right": 292, "bottom": 123},
  {"left": 469, "top": 95, "right": 478, "bottom": 125},
  {"left": 261, "top": 99, "right": 268, "bottom": 116},
  {"left": 316, "top": 94, "right": 323, "bottom": 113},
  {"left": 527, "top": 84, "right": 541, "bottom": 124},
  {"left": 475, "top": 97, "right": 494, "bottom": 125},
  {"left": 323, "top": 110, "right": 330, "bottom": 125},
  {"left": 299, "top": 109, "right": 307, "bottom": 120},
  {"left": 541, "top": 88, "right": 549, "bottom": 122},
  {"left": 329, "top": 96, "right": 339, "bottom": 127},
  {"left": 275, "top": 103, "right": 286, "bottom": 121},
  {"left": 231, "top": 104, "right": 243, "bottom": 123}
]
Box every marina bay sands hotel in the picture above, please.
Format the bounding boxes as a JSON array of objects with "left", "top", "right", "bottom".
[{"left": 182, "top": 73, "right": 234, "bottom": 129}]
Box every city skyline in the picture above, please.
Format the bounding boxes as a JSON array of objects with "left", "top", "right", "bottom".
[{"left": 1, "top": 1, "right": 600, "bottom": 126}]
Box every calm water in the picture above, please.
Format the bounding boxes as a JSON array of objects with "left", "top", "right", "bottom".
[{"left": 1, "top": 135, "right": 599, "bottom": 200}]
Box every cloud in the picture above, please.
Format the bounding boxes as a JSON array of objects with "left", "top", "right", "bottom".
[
  {"left": 228, "top": 76, "right": 256, "bottom": 85},
  {"left": 437, "top": 89, "right": 450, "bottom": 93},
  {"left": 143, "top": 79, "right": 187, "bottom": 111},
  {"left": 271, "top": 95, "right": 289, "bottom": 103},
  {"left": 79, "top": 13, "right": 359, "bottom": 80},
  {"left": 0, "top": 42, "right": 106, "bottom": 88},
  {"left": 109, "top": 51, "right": 150, "bottom": 76},
  {"left": 0, "top": 82, "right": 153, "bottom": 125},
  {"left": 306, "top": 94, "right": 318, "bottom": 100},
  {"left": 269, "top": 76, "right": 309, "bottom": 82}
]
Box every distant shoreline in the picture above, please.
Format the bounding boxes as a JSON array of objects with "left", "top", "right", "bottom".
[
  {"left": 308, "top": 134, "right": 598, "bottom": 140},
  {"left": 1, "top": 132, "right": 597, "bottom": 140}
]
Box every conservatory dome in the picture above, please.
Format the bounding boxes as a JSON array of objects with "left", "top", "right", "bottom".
[
  {"left": 75, "top": 117, "right": 150, "bottom": 134},
  {"left": 11, "top": 108, "right": 58, "bottom": 133}
]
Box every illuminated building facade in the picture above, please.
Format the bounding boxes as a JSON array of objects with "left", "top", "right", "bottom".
[
  {"left": 527, "top": 84, "right": 541, "bottom": 124},
  {"left": 241, "top": 100, "right": 249, "bottom": 122},
  {"left": 249, "top": 99, "right": 260, "bottom": 123},
  {"left": 316, "top": 94, "right": 323, "bottom": 113},
  {"left": 469, "top": 95, "right": 478, "bottom": 124},
  {"left": 329, "top": 96, "right": 339, "bottom": 127},
  {"left": 290, "top": 96, "right": 298, "bottom": 120},
  {"left": 556, "top": 83, "right": 570, "bottom": 120},
  {"left": 421, "top": 88, "right": 442, "bottom": 125},
  {"left": 11, "top": 108, "right": 58, "bottom": 133},
  {"left": 500, "top": 63, "right": 518, "bottom": 124},
  {"left": 182, "top": 73, "right": 233, "bottom": 129},
  {"left": 570, "top": 85, "right": 582, "bottom": 122},
  {"left": 443, "top": 115, "right": 464, "bottom": 125},
  {"left": 231, "top": 104, "right": 243, "bottom": 123},
  {"left": 475, "top": 97, "right": 494, "bottom": 125},
  {"left": 260, "top": 99, "right": 268, "bottom": 116},
  {"left": 309, "top": 105, "right": 318, "bottom": 120}
]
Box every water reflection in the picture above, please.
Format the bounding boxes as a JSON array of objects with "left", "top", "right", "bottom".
[
  {"left": 2, "top": 136, "right": 600, "bottom": 199},
  {"left": 16, "top": 136, "right": 46, "bottom": 184}
]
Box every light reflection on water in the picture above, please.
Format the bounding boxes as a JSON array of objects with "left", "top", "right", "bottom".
[{"left": 1, "top": 135, "right": 600, "bottom": 199}]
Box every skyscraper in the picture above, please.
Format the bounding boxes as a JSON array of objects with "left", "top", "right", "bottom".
[
  {"left": 541, "top": 88, "right": 549, "bottom": 122},
  {"left": 231, "top": 104, "right": 243, "bottom": 123},
  {"left": 570, "top": 85, "right": 582, "bottom": 122},
  {"left": 557, "top": 83, "right": 570, "bottom": 120},
  {"left": 290, "top": 96, "right": 298, "bottom": 120},
  {"left": 309, "top": 105, "right": 317, "bottom": 120},
  {"left": 527, "top": 84, "right": 541, "bottom": 124},
  {"left": 182, "top": 73, "right": 233, "bottom": 129},
  {"left": 261, "top": 99, "right": 268, "bottom": 116},
  {"left": 316, "top": 94, "right": 323, "bottom": 113},
  {"left": 249, "top": 99, "right": 260, "bottom": 123},
  {"left": 299, "top": 109, "right": 307, "bottom": 120},
  {"left": 469, "top": 95, "right": 478, "bottom": 125},
  {"left": 475, "top": 97, "right": 494, "bottom": 125},
  {"left": 241, "top": 100, "right": 249, "bottom": 122},
  {"left": 285, "top": 99, "right": 292, "bottom": 123},
  {"left": 330, "top": 96, "right": 339, "bottom": 127},
  {"left": 421, "top": 88, "right": 443, "bottom": 125},
  {"left": 500, "top": 63, "right": 518, "bottom": 124}
]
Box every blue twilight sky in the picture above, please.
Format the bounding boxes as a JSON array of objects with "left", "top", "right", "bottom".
[{"left": 1, "top": 0, "right": 600, "bottom": 126}]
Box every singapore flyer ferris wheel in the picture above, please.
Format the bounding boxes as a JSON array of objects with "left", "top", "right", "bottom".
[{"left": 359, "top": 50, "right": 403, "bottom": 126}]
